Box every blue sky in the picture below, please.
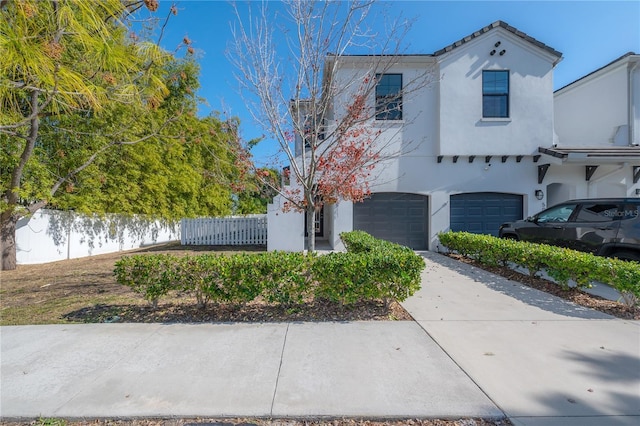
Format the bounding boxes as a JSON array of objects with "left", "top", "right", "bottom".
[{"left": 149, "top": 0, "right": 640, "bottom": 165}]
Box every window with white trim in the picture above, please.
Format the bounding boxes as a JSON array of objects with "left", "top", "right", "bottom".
[
  {"left": 375, "top": 74, "right": 402, "bottom": 120},
  {"left": 482, "top": 70, "right": 509, "bottom": 118}
]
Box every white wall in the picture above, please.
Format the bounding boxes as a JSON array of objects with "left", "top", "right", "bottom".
[
  {"left": 554, "top": 61, "right": 628, "bottom": 147},
  {"left": 16, "top": 209, "right": 179, "bottom": 265},
  {"left": 542, "top": 164, "right": 637, "bottom": 201},
  {"left": 438, "top": 27, "right": 556, "bottom": 155},
  {"left": 328, "top": 200, "right": 353, "bottom": 251},
  {"left": 366, "top": 155, "right": 543, "bottom": 249},
  {"left": 267, "top": 195, "right": 305, "bottom": 251}
]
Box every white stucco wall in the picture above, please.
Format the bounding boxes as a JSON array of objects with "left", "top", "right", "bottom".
[
  {"left": 438, "top": 27, "right": 557, "bottom": 155},
  {"left": 543, "top": 164, "right": 637, "bottom": 202},
  {"left": 554, "top": 61, "right": 629, "bottom": 147},
  {"left": 267, "top": 195, "right": 305, "bottom": 251},
  {"left": 16, "top": 209, "right": 179, "bottom": 265},
  {"left": 328, "top": 201, "right": 353, "bottom": 251},
  {"left": 365, "top": 155, "right": 545, "bottom": 249}
]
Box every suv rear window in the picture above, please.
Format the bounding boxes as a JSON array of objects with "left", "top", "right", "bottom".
[{"left": 574, "top": 203, "right": 619, "bottom": 223}]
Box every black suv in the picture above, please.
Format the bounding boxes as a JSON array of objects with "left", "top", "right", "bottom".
[{"left": 499, "top": 198, "right": 640, "bottom": 261}]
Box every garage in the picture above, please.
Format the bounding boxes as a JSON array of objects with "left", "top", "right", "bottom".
[
  {"left": 450, "top": 192, "right": 523, "bottom": 236},
  {"left": 353, "top": 192, "right": 428, "bottom": 249}
]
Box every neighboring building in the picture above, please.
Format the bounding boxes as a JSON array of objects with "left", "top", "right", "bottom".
[
  {"left": 548, "top": 52, "right": 640, "bottom": 206},
  {"left": 268, "top": 21, "right": 640, "bottom": 252}
]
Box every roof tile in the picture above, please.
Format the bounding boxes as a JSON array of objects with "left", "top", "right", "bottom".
[{"left": 433, "top": 20, "right": 562, "bottom": 58}]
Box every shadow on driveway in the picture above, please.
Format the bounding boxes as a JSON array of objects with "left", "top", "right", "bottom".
[{"left": 417, "top": 251, "right": 614, "bottom": 320}]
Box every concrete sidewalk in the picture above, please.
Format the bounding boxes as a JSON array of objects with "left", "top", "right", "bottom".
[
  {"left": 405, "top": 251, "right": 640, "bottom": 426},
  {"left": 0, "top": 322, "right": 499, "bottom": 419},
  {"left": 1, "top": 251, "right": 638, "bottom": 424}
]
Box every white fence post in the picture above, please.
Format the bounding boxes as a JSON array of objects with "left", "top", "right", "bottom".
[{"left": 180, "top": 215, "right": 268, "bottom": 246}]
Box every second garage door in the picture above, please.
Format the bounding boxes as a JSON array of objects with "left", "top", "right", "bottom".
[
  {"left": 353, "top": 192, "right": 428, "bottom": 249},
  {"left": 450, "top": 192, "right": 523, "bottom": 236}
]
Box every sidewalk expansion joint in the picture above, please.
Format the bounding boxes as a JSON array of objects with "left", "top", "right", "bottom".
[
  {"left": 413, "top": 319, "right": 509, "bottom": 419},
  {"left": 270, "top": 322, "right": 290, "bottom": 415}
]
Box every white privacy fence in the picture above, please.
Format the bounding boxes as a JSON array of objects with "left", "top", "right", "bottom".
[
  {"left": 16, "top": 209, "right": 179, "bottom": 265},
  {"left": 181, "top": 215, "right": 268, "bottom": 245}
]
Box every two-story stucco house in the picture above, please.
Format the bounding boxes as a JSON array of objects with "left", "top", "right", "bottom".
[{"left": 267, "top": 21, "right": 640, "bottom": 252}]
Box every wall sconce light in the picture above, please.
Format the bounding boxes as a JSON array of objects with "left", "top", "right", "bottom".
[
  {"left": 499, "top": 49, "right": 506, "bottom": 56},
  {"left": 535, "top": 189, "right": 544, "bottom": 200},
  {"left": 490, "top": 49, "right": 496, "bottom": 56}
]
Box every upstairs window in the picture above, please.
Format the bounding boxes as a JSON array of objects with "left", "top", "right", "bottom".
[
  {"left": 482, "top": 70, "right": 509, "bottom": 118},
  {"left": 375, "top": 74, "right": 403, "bottom": 120}
]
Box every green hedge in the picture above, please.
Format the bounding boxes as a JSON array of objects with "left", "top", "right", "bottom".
[
  {"left": 314, "top": 232, "right": 425, "bottom": 305},
  {"left": 438, "top": 231, "right": 640, "bottom": 302},
  {"left": 340, "top": 230, "right": 382, "bottom": 253},
  {"left": 114, "top": 232, "right": 425, "bottom": 309}
]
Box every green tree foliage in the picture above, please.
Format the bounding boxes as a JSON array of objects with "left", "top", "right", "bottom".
[
  {"left": 0, "top": 1, "right": 251, "bottom": 269},
  {"left": 235, "top": 168, "right": 280, "bottom": 214},
  {"left": 46, "top": 60, "right": 244, "bottom": 219}
]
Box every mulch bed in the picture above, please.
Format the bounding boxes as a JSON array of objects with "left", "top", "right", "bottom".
[{"left": 62, "top": 298, "right": 414, "bottom": 323}]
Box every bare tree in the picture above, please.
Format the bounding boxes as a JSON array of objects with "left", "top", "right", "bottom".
[{"left": 229, "top": 0, "right": 433, "bottom": 251}]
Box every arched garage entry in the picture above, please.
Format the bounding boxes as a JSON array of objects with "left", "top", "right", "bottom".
[
  {"left": 353, "top": 192, "right": 428, "bottom": 249},
  {"left": 450, "top": 192, "right": 523, "bottom": 236}
]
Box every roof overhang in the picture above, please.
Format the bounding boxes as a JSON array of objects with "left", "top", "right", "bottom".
[
  {"left": 536, "top": 146, "right": 640, "bottom": 184},
  {"left": 538, "top": 146, "right": 640, "bottom": 165}
]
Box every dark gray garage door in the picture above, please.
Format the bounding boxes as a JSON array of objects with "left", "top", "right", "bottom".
[
  {"left": 450, "top": 192, "right": 523, "bottom": 236},
  {"left": 353, "top": 192, "right": 428, "bottom": 249}
]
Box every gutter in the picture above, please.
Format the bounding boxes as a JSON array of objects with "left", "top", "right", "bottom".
[{"left": 629, "top": 59, "right": 639, "bottom": 146}]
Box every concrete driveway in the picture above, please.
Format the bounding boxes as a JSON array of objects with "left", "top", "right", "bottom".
[{"left": 403, "top": 251, "right": 640, "bottom": 426}]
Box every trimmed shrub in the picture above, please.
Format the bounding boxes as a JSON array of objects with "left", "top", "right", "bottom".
[
  {"left": 314, "top": 232, "right": 425, "bottom": 305},
  {"left": 253, "top": 251, "right": 314, "bottom": 305},
  {"left": 174, "top": 254, "right": 229, "bottom": 308},
  {"left": 114, "top": 233, "right": 425, "bottom": 309},
  {"left": 438, "top": 231, "right": 640, "bottom": 302},
  {"left": 340, "top": 230, "right": 382, "bottom": 253},
  {"left": 113, "top": 254, "right": 177, "bottom": 308}
]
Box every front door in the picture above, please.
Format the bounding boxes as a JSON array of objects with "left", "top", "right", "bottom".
[
  {"left": 304, "top": 206, "right": 324, "bottom": 238},
  {"left": 315, "top": 206, "right": 324, "bottom": 237}
]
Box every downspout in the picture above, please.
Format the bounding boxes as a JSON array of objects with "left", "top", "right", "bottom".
[{"left": 629, "top": 59, "right": 638, "bottom": 146}]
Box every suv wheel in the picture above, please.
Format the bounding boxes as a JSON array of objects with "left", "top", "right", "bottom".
[{"left": 612, "top": 251, "right": 640, "bottom": 262}]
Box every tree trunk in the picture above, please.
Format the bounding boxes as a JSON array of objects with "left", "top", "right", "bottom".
[
  {"left": 306, "top": 207, "right": 316, "bottom": 253},
  {"left": 1, "top": 213, "right": 18, "bottom": 271}
]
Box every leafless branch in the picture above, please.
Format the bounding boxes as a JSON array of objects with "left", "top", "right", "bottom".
[{"left": 228, "top": 0, "right": 435, "bottom": 250}]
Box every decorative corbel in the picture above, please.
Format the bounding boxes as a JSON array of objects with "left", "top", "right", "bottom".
[{"left": 538, "top": 164, "right": 550, "bottom": 184}]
